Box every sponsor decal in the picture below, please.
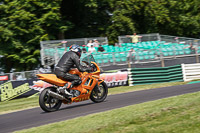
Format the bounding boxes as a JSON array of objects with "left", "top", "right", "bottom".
[
  {"left": 0, "top": 75, "right": 8, "bottom": 81},
  {"left": 0, "top": 81, "right": 31, "bottom": 102},
  {"left": 31, "top": 80, "right": 53, "bottom": 92}
]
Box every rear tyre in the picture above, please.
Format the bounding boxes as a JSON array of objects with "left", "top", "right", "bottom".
[
  {"left": 39, "top": 87, "right": 62, "bottom": 112},
  {"left": 90, "top": 81, "right": 108, "bottom": 103}
]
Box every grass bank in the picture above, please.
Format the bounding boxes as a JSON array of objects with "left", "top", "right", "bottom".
[
  {"left": 0, "top": 96, "right": 39, "bottom": 114},
  {"left": 108, "top": 81, "right": 186, "bottom": 95},
  {"left": 15, "top": 90, "right": 200, "bottom": 133},
  {"left": 0, "top": 81, "right": 186, "bottom": 114}
]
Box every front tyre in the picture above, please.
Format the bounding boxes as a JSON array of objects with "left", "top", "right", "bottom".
[
  {"left": 90, "top": 81, "right": 108, "bottom": 103},
  {"left": 39, "top": 87, "right": 62, "bottom": 112}
]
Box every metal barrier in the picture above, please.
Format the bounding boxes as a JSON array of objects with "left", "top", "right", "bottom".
[
  {"left": 39, "top": 33, "right": 200, "bottom": 71},
  {"left": 2, "top": 70, "right": 39, "bottom": 81},
  {"left": 181, "top": 63, "right": 200, "bottom": 81},
  {"left": 118, "top": 33, "right": 160, "bottom": 44},
  {"left": 40, "top": 37, "right": 108, "bottom": 48},
  {"left": 160, "top": 35, "right": 196, "bottom": 43},
  {"left": 40, "top": 37, "right": 108, "bottom": 66},
  {"left": 91, "top": 49, "right": 160, "bottom": 67}
]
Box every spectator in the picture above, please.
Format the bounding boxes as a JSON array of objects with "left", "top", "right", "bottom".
[
  {"left": 98, "top": 44, "right": 105, "bottom": 52},
  {"left": 183, "top": 42, "right": 197, "bottom": 54},
  {"left": 87, "top": 40, "right": 93, "bottom": 48},
  {"left": 127, "top": 48, "right": 136, "bottom": 67},
  {"left": 82, "top": 45, "right": 87, "bottom": 53},
  {"left": 88, "top": 45, "right": 96, "bottom": 53},
  {"left": 93, "top": 39, "right": 100, "bottom": 47},
  {"left": 126, "top": 33, "right": 142, "bottom": 43}
]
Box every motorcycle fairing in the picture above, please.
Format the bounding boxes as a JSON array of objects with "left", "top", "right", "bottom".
[
  {"left": 37, "top": 61, "right": 104, "bottom": 103},
  {"left": 36, "top": 74, "right": 67, "bottom": 86},
  {"left": 71, "top": 73, "right": 99, "bottom": 102}
]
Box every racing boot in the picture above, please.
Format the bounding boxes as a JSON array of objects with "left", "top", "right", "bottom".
[{"left": 61, "top": 82, "right": 73, "bottom": 98}]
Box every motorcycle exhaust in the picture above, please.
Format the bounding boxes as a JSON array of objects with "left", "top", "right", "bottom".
[{"left": 48, "top": 90, "right": 66, "bottom": 100}]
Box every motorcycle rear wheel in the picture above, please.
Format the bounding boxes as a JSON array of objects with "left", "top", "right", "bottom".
[
  {"left": 90, "top": 81, "right": 108, "bottom": 103},
  {"left": 39, "top": 87, "right": 62, "bottom": 112}
]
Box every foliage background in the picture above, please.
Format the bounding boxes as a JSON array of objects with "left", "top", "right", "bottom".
[{"left": 0, "top": 0, "right": 200, "bottom": 72}]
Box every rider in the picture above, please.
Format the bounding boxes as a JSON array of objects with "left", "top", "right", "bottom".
[{"left": 54, "top": 44, "right": 93, "bottom": 98}]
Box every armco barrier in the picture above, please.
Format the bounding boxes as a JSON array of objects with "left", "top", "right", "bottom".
[
  {"left": 181, "top": 63, "right": 200, "bottom": 81},
  {"left": 128, "top": 65, "right": 183, "bottom": 86}
]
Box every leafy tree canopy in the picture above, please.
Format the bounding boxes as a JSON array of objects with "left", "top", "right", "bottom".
[
  {"left": 0, "top": 0, "right": 200, "bottom": 72},
  {"left": 0, "top": 0, "right": 72, "bottom": 72}
]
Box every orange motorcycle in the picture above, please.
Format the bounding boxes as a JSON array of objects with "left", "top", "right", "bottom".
[{"left": 37, "top": 55, "right": 108, "bottom": 112}]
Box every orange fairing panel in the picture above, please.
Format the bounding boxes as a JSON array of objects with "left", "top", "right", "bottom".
[{"left": 36, "top": 74, "right": 67, "bottom": 86}]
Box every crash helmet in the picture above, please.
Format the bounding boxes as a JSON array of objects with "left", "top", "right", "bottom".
[{"left": 69, "top": 44, "right": 82, "bottom": 57}]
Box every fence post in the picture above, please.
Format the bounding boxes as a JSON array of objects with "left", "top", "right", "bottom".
[
  {"left": 195, "top": 50, "right": 199, "bottom": 63},
  {"left": 84, "top": 38, "right": 87, "bottom": 45},
  {"left": 157, "top": 33, "right": 161, "bottom": 41},
  {"left": 159, "top": 45, "right": 165, "bottom": 67},
  {"left": 181, "top": 64, "right": 186, "bottom": 81},
  {"left": 161, "top": 57, "right": 165, "bottom": 67},
  {"left": 22, "top": 72, "right": 26, "bottom": 80},
  {"left": 128, "top": 68, "right": 134, "bottom": 86},
  {"left": 113, "top": 52, "right": 116, "bottom": 65},
  {"left": 128, "top": 60, "right": 131, "bottom": 68}
]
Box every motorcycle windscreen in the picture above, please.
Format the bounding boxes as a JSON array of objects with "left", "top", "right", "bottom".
[{"left": 81, "top": 54, "right": 96, "bottom": 66}]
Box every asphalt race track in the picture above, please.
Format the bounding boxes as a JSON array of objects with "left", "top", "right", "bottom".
[{"left": 1, "top": 83, "right": 200, "bottom": 133}]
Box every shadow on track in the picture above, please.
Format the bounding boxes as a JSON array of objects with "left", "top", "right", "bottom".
[{"left": 40, "top": 100, "right": 108, "bottom": 114}]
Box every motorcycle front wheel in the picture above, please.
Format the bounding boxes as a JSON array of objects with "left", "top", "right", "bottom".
[
  {"left": 39, "top": 87, "right": 62, "bottom": 112},
  {"left": 90, "top": 81, "right": 108, "bottom": 103}
]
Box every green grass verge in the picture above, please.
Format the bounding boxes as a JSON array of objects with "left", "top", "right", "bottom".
[
  {"left": 0, "top": 81, "right": 186, "bottom": 114},
  {"left": 15, "top": 90, "right": 200, "bottom": 133},
  {"left": 0, "top": 96, "right": 39, "bottom": 114},
  {"left": 108, "top": 81, "right": 186, "bottom": 95}
]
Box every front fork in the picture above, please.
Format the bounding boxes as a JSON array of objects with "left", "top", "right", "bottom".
[{"left": 94, "top": 79, "right": 104, "bottom": 93}]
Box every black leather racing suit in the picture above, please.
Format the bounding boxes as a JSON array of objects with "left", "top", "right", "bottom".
[{"left": 54, "top": 51, "right": 92, "bottom": 86}]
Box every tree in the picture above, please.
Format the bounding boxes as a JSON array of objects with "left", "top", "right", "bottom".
[
  {"left": 61, "top": 0, "right": 111, "bottom": 38},
  {"left": 0, "top": 0, "right": 72, "bottom": 72},
  {"left": 0, "top": 0, "right": 200, "bottom": 73},
  {"left": 106, "top": 0, "right": 200, "bottom": 40}
]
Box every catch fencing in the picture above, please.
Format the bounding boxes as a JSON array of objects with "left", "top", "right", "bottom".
[
  {"left": 39, "top": 33, "right": 200, "bottom": 70},
  {"left": 118, "top": 33, "right": 160, "bottom": 44},
  {"left": 91, "top": 49, "right": 160, "bottom": 68},
  {"left": 0, "top": 70, "right": 43, "bottom": 84},
  {"left": 40, "top": 37, "right": 108, "bottom": 66},
  {"left": 118, "top": 33, "right": 200, "bottom": 68}
]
